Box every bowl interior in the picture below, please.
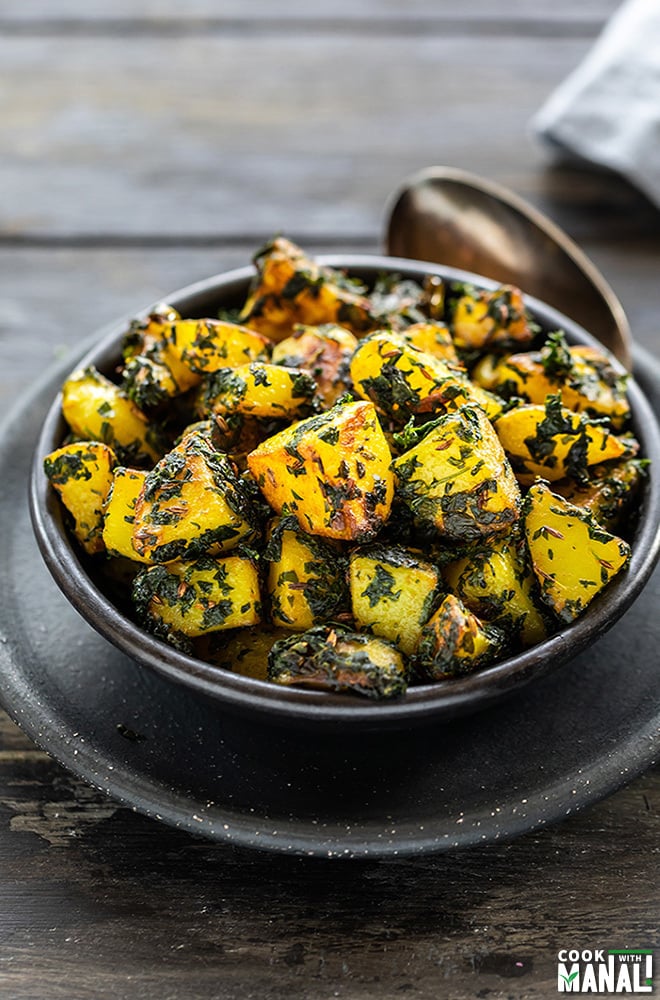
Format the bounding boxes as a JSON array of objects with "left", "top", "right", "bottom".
[{"left": 29, "top": 255, "right": 660, "bottom": 730}]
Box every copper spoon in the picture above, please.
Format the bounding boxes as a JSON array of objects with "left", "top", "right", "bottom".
[{"left": 385, "top": 166, "right": 632, "bottom": 370}]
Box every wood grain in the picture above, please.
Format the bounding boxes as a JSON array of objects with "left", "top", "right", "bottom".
[
  {"left": 0, "top": 34, "right": 596, "bottom": 241},
  {"left": 0, "top": 0, "right": 621, "bottom": 27},
  {"left": 1, "top": 711, "right": 658, "bottom": 1000}
]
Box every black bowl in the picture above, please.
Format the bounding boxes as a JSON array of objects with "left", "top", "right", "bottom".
[{"left": 29, "top": 255, "right": 660, "bottom": 732}]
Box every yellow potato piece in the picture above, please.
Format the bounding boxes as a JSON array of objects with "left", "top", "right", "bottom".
[
  {"left": 523, "top": 482, "right": 631, "bottom": 622},
  {"left": 203, "top": 362, "right": 317, "bottom": 420},
  {"left": 180, "top": 319, "right": 271, "bottom": 373},
  {"left": 62, "top": 366, "right": 161, "bottom": 464},
  {"left": 451, "top": 285, "right": 533, "bottom": 351},
  {"left": 132, "top": 429, "right": 257, "bottom": 562},
  {"left": 102, "top": 467, "right": 149, "bottom": 562},
  {"left": 44, "top": 441, "right": 116, "bottom": 555},
  {"left": 443, "top": 536, "right": 548, "bottom": 648},
  {"left": 350, "top": 545, "right": 442, "bottom": 655},
  {"left": 247, "top": 399, "right": 393, "bottom": 541},
  {"left": 271, "top": 323, "right": 358, "bottom": 407},
  {"left": 134, "top": 553, "right": 261, "bottom": 638},
  {"left": 265, "top": 519, "right": 347, "bottom": 630},
  {"left": 392, "top": 405, "right": 520, "bottom": 541},
  {"left": 495, "top": 395, "right": 630, "bottom": 484}
]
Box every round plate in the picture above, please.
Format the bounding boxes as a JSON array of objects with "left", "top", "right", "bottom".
[{"left": 1, "top": 350, "right": 659, "bottom": 857}]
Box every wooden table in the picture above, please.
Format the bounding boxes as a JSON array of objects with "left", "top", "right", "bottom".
[{"left": 1, "top": 3, "right": 658, "bottom": 997}]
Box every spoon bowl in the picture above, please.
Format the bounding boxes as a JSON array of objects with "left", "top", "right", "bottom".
[{"left": 385, "top": 166, "right": 632, "bottom": 370}]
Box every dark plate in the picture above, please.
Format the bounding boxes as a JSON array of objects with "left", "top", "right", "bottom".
[
  {"left": 1, "top": 342, "right": 659, "bottom": 857},
  {"left": 27, "top": 258, "right": 660, "bottom": 728}
]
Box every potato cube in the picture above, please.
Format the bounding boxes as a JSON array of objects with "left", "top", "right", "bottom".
[
  {"left": 201, "top": 362, "right": 317, "bottom": 420},
  {"left": 400, "top": 321, "right": 460, "bottom": 365},
  {"left": 62, "top": 366, "right": 162, "bottom": 465},
  {"left": 132, "top": 429, "right": 259, "bottom": 562},
  {"left": 133, "top": 552, "right": 261, "bottom": 639},
  {"left": 239, "top": 237, "right": 376, "bottom": 340},
  {"left": 271, "top": 323, "right": 358, "bottom": 406},
  {"left": 414, "top": 594, "right": 504, "bottom": 679},
  {"left": 443, "top": 536, "right": 548, "bottom": 648},
  {"left": 485, "top": 332, "right": 630, "bottom": 429},
  {"left": 551, "top": 459, "right": 645, "bottom": 532},
  {"left": 523, "top": 482, "right": 631, "bottom": 622},
  {"left": 247, "top": 399, "right": 393, "bottom": 541},
  {"left": 194, "top": 626, "right": 291, "bottom": 681},
  {"left": 451, "top": 284, "right": 534, "bottom": 351},
  {"left": 180, "top": 319, "right": 272, "bottom": 373},
  {"left": 268, "top": 624, "right": 407, "bottom": 699},
  {"left": 392, "top": 405, "right": 520, "bottom": 541},
  {"left": 350, "top": 544, "right": 442, "bottom": 654},
  {"left": 350, "top": 332, "right": 474, "bottom": 423},
  {"left": 43, "top": 441, "right": 116, "bottom": 555},
  {"left": 265, "top": 518, "right": 348, "bottom": 630},
  {"left": 494, "top": 394, "right": 632, "bottom": 484},
  {"left": 102, "top": 467, "right": 150, "bottom": 561}
]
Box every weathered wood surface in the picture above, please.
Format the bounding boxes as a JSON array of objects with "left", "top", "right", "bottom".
[
  {"left": 0, "top": 0, "right": 621, "bottom": 27},
  {"left": 1, "top": 2, "right": 659, "bottom": 997}
]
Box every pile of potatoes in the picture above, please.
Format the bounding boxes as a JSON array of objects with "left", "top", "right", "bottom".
[{"left": 44, "top": 237, "right": 643, "bottom": 699}]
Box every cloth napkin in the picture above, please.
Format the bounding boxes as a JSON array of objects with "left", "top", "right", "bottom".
[{"left": 532, "top": 0, "right": 660, "bottom": 208}]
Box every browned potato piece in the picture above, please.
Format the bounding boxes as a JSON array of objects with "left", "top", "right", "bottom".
[
  {"left": 451, "top": 284, "right": 534, "bottom": 351},
  {"left": 551, "top": 459, "right": 645, "bottom": 532},
  {"left": 271, "top": 324, "right": 358, "bottom": 406},
  {"left": 414, "top": 594, "right": 504, "bottom": 680},
  {"left": 495, "top": 395, "right": 633, "bottom": 485},
  {"left": 247, "top": 398, "right": 393, "bottom": 542},
  {"left": 268, "top": 624, "right": 408, "bottom": 699},
  {"left": 392, "top": 405, "right": 520, "bottom": 542},
  {"left": 523, "top": 482, "right": 631, "bottom": 622},
  {"left": 133, "top": 552, "right": 262, "bottom": 640},
  {"left": 239, "top": 236, "right": 377, "bottom": 340},
  {"left": 44, "top": 441, "right": 116, "bottom": 554}
]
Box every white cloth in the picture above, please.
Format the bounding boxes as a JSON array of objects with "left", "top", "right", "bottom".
[{"left": 532, "top": 0, "right": 660, "bottom": 207}]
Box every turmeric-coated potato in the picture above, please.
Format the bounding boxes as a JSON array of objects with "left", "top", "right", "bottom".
[
  {"left": 551, "top": 458, "right": 645, "bottom": 532},
  {"left": 349, "top": 544, "right": 442, "bottom": 655},
  {"left": 133, "top": 552, "right": 261, "bottom": 640},
  {"left": 494, "top": 394, "right": 633, "bottom": 485},
  {"left": 102, "top": 467, "right": 149, "bottom": 562},
  {"left": 414, "top": 594, "right": 504, "bottom": 680},
  {"left": 392, "top": 405, "right": 521, "bottom": 541},
  {"left": 247, "top": 398, "right": 393, "bottom": 541},
  {"left": 44, "top": 441, "right": 116, "bottom": 554},
  {"left": 239, "top": 237, "right": 377, "bottom": 340},
  {"left": 443, "top": 536, "right": 548, "bottom": 648},
  {"left": 271, "top": 324, "right": 358, "bottom": 406},
  {"left": 62, "top": 366, "right": 162, "bottom": 465},
  {"left": 265, "top": 517, "right": 349, "bottom": 629},
  {"left": 201, "top": 362, "right": 317, "bottom": 421},
  {"left": 450, "top": 284, "right": 534, "bottom": 352},
  {"left": 523, "top": 482, "right": 631, "bottom": 622},
  {"left": 132, "top": 427, "right": 260, "bottom": 562}
]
